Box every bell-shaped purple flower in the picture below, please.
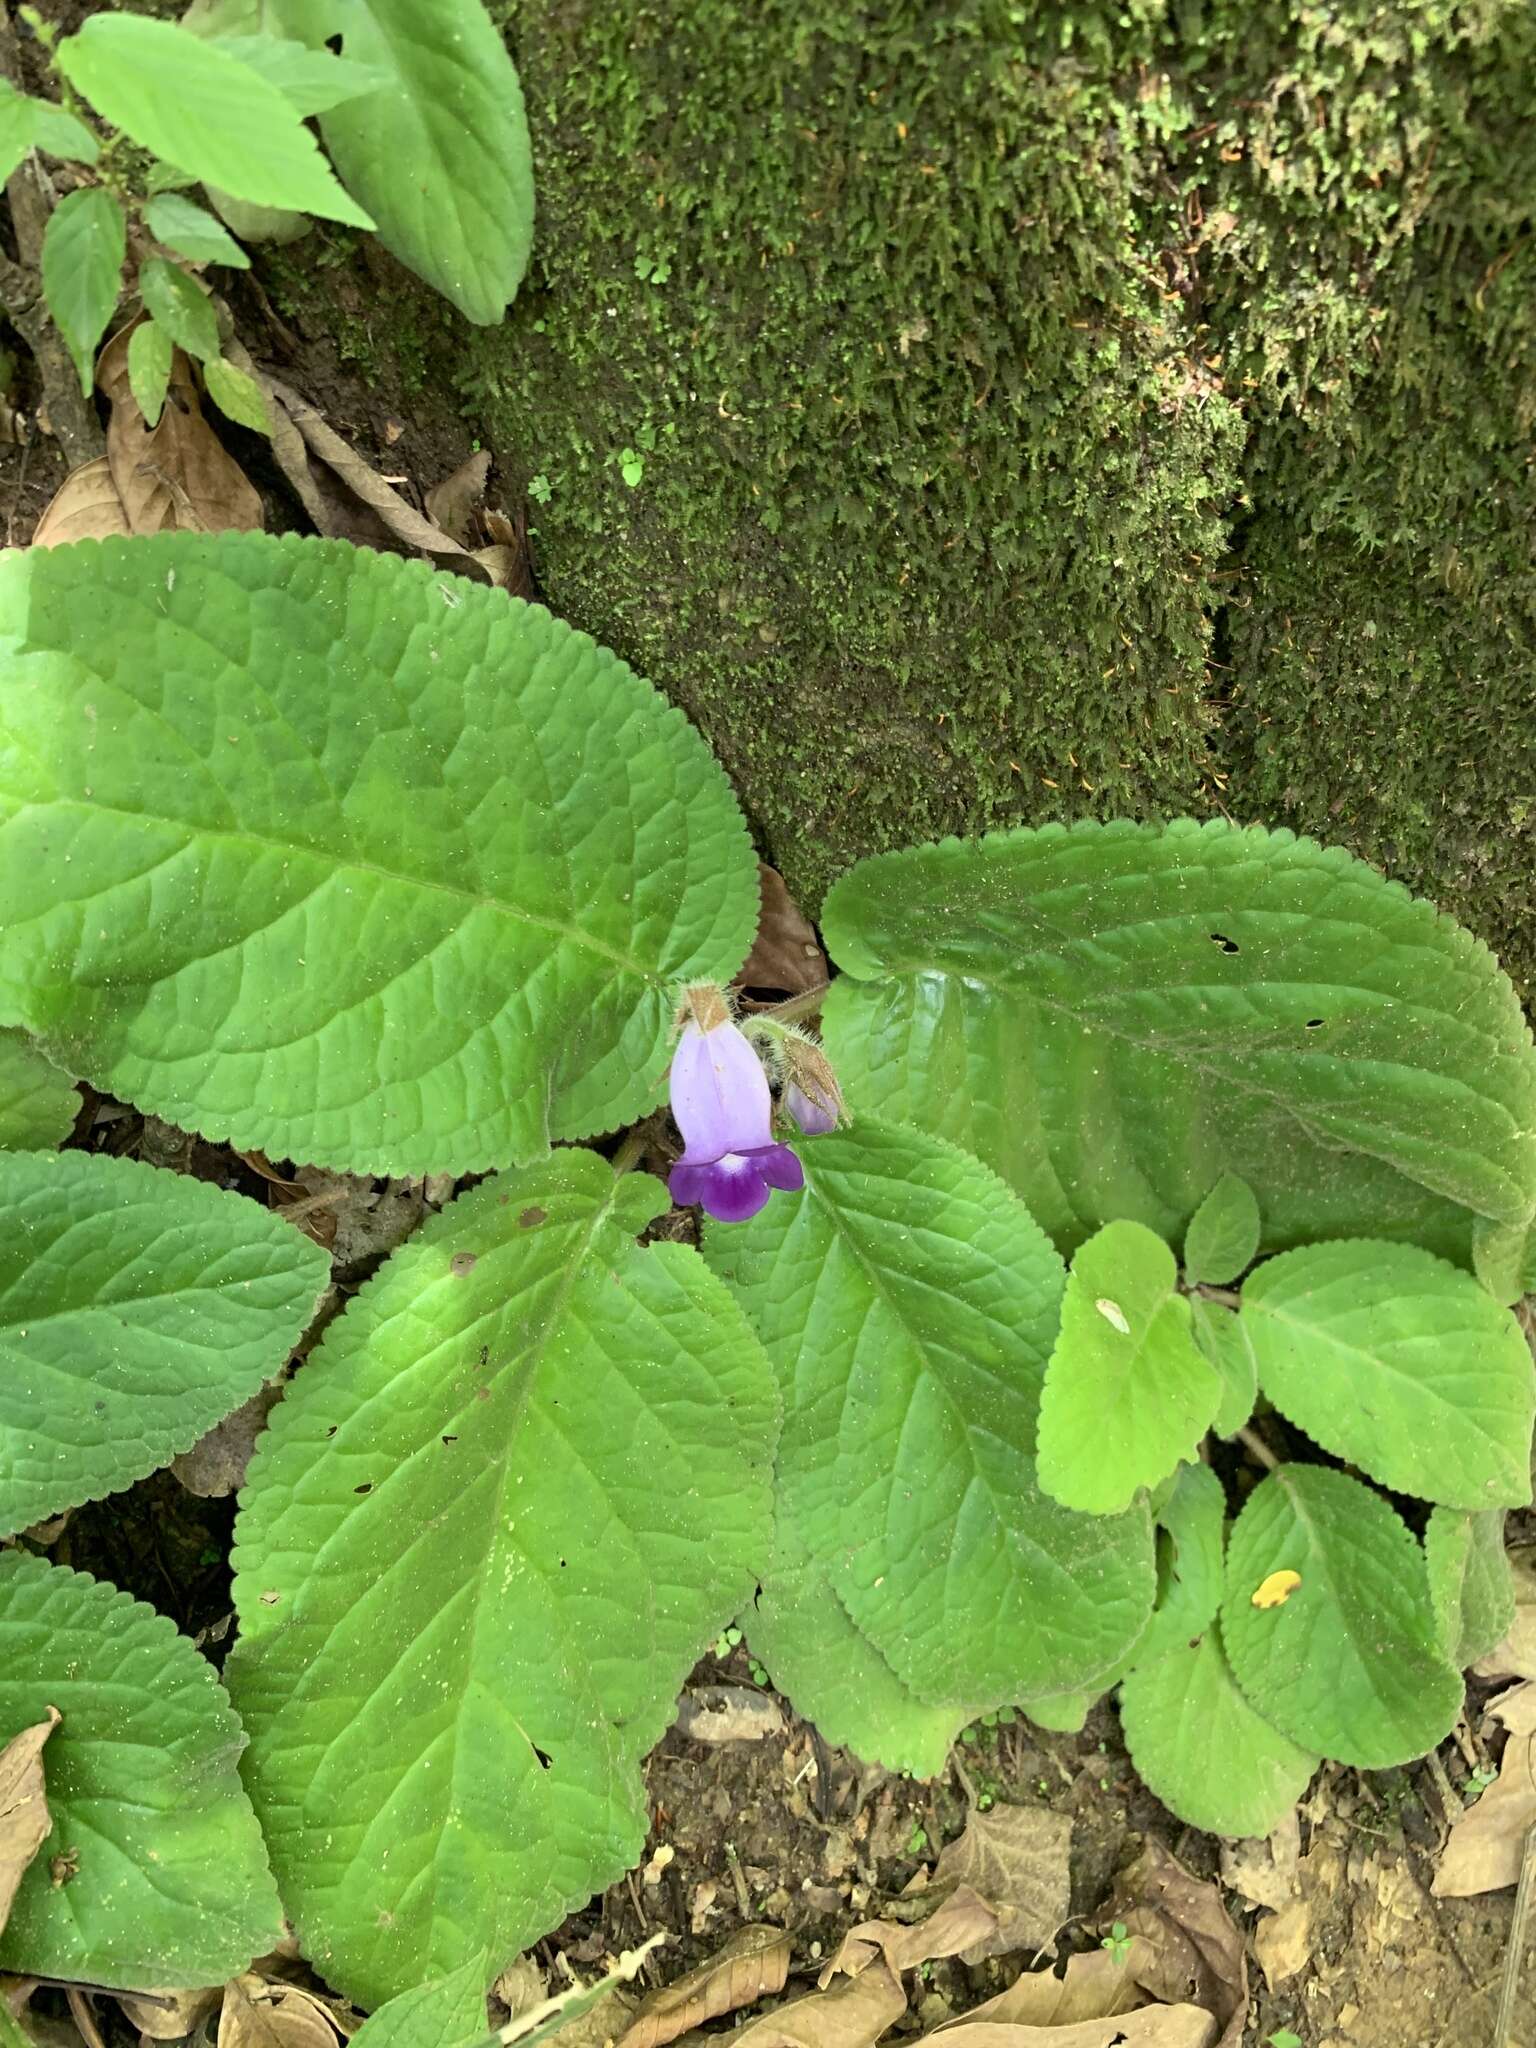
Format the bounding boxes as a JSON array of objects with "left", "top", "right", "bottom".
[
  {"left": 668, "top": 1015, "right": 805, "bottom": 1223},
  {"left": 785, "top": 1080, "right": 838, "bottom": 1135}
]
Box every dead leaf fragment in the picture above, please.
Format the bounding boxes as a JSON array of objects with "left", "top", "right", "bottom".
[
  {"left": 1251, "top": 1899, "right": 1311, "bottom": 1988},
  {"left": 823, "top": 1885, "right": 1004, "bottom": 1985},
  {"left": 1473, "top": 1549, "right": 1536, "bottom": 1682},
  {"left": 171, "top": 1383, "right": 283, "bottom": 1498},
  {"left": 218, "top": 1975, "right": 344, "bottom": 2048},
  {"left": 927, "top": 2012, "right": 1216, "bottom": 2048},
  {"left": 1433, "top": 1681, "right": 1536, "bottom": 1897},
  {"left": 97, "top": 322, "right": 262, "bottom": 536},
  {"left": 115, "top": 1987, "right": 223, "bottom": 2040},
  {"left": 0, "top": 1709, "right": 59, "bottom": 1935},
  {"left": 30, "top": 457, "right": 132, "bottom": 546},
  {"left": 1218, "top": 1810, "right": 1299, "bottom": 1913},
  {"left": 1105, "top": 1841, "right": 1247, "bottom": 2048},
  {"left": 1251, "top": 1570, "right": 1301, "bottom": 1609},
  {"left": 930, "top": 1802, "right": 1072, "bottom": 1963},
  {"left": 618, "top": 1925, "right": 792, "bottom": 2048},
  {"left": 738, "top": 865, "right": 829, "bottom": 996},
  {"left": 935, "top": 1945, "right": 1150, "bottom": 2029},
  {"left": 718, "top": 1957, "right": 906, "bottom": 2048},
  {"left": 674, "top": 1685, "right": 788, "bottom": 1745},
  {"left": 425, "top": 450, "right": 492, "bottom": 545}
]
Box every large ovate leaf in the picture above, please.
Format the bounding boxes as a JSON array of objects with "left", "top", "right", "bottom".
[
  {"left": 0, "top": 1553, "right": 281, "bottom": 1986},
  {"left": 0, "top": 1031, "right": 75, "bottom": 1150},
  {"left": 1119, "top": 1623, "right": 1318, "bottom": 1839},
  {"left": 228, "top": 1153, "right": 776, "bottom": 2007},
  {"left": 1425, "top": 1508, "right": 1515, "bottom": 1669},
  {"left": 703, "top": 1120, "right": 1154, "bottom": 1719},
  {"left": 1037, "top": 1220, "right": 1220, "bottom": 1514},
  {"left": 0, "top": 533, "right": 756, "bottom": 1176},
  {"left": 1221, "top": 1466, "right": 1463, "bottom": 1769},
  {"left": 0, "top": 1150, "right": 328, "bottom": 1535},
  {"left": 1136, "top": 1460, "right": 1226, "bottom": 1667},
  {"left": 56, "top": 15, "right": 371, "bottom": 227},
  {"left": 40, "top": 187, "right": 124, "bottom": 394},
  {"left": 276, "top": 0, "right": 532, "bottom": 323},
  {"left": 821, "top": 820, "right": 1536, "bottom": 1263},
  {"left": 1239, "top": 1241, "right": 1534, "bottom": 1510}
]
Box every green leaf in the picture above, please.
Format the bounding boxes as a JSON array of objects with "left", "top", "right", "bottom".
[
  {"left": 1221, "top": 1465, "right": 1463, "bottom": 1769},
  {"left": 1119, "top": 1623, "right": 1319, "bottom": 1839},
  {"left": 821, "top": 821, "right": 1536, "bottom": 1263},
  {"left": 39, "top": 186, "right": 123, "bottom": 393},
  {"left": 0, "top": 88, "right": 31, "bottom": 183},
  {"left": 276, "top": 0, "right": 532, "bottom": 322},
  {"left": 1018, "top": 1689, "right": 1098, "bottom": 1734},
  {"left": 1471, "top": 1212, "right": 1533, "bottom": 1307},
  {"left": 702, "top": 1120, "right": 1155, "bottom": 1717},
  {"left": 1239, "top": 1240, "right": 1534, "bottom": 1509},
  {"left": 351, "top": 1955, "right": 488, "bottom": 2048},
  {"left": 0, "top": 1552, "right": 281, "bottom": 1987},
  {"left": 145, "top": 192, "right": 250, "bottom": 268},
  {"left": 205, "top": 33, "right": 388, "bottom": 117},
  {"left": 1037, "top": 1220, "right": 1221, "bottom": 1515},
  {"left": 0, "top": 531, "right": 756, "bottom": 1178},
  {"left": 228, "top": 1154, "right": 776, "bottom": 2006},
  {"left": 203, "top": 355, "right": 271, "bottom": 435},
  {"left": 126, "top": 318, "right": 173, "bottom": 429},
  {"left": 56, "top": 15, "right": 372, "bottom": 228},
  {"left": 1188, "top": 1298, "right": 1259, "bottom": 1438},
  {"left": 137, "top": 257, "right": 220, "bottom": 362},
  {"left": 1183, "top": 1172, "right": 1261, "bottom": 1286},
  {"left": 0, "top": 1030, "right": 76, "bottom": 1150},
  {"left": 0, "top": 1150, "right": 329, "bottom": 1536},
  {"left": 1137, "top": 1460, "right": 1227, "bottom": 1666},
  {"left": 1425, "top": 1507, "right": 1515, "bottom": 1669},
  {"left": 26, "top": 96, "right": 99, "bottom": 164}
]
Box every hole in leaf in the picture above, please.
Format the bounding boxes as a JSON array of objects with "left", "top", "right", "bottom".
[
  {"left": 1209, "top": 932, "right": 1240, "bottom": 954},
  {"left": 558, "top": 1557, "right": 568, "bottom": 1568},
  {"left": 441, "top": 1435, "right": 458, "bottom": 1446},
  {"left": 532, "top": 1742, "right": 553, "bottom": 1771},
  {"left": 324, "top": 31, "right": 343, "bottom": 52},
  {"left": 353, "top": 1482, "right": 372, "bottom": 1495},
  {"left": 325, "top": 1425, "right": 338, "bottom": 1438},
  {"left": 1305, "top": 1017, "right": 1325, "bottom": 1028},
  {"left": 450, "top": 1251, "right": 477, "bottom": 1276}
]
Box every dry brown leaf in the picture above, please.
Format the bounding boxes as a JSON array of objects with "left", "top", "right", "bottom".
[
  {"left": 822, "top": 1885, "right": 1001, "bottom": 1985},
  {"left": 926, "top": 2012, "right": 1216, "bottom": 2048},
  {"left": 673, "top": 1686, "right": 787, "bottom": 1745},
  {"left": 170, "top": 1383, "right": 283, "bottom": 1498},
  {"left": 425, "top": 450, "right": 492, "bottom": 545},
  {"left": 115, "top": 1987, "right": 223, "bottom": 2040},
  {"left": 1433, "top": 1683, "right": 1536, "bottom": 1897},
  {"left": 219, "top": 1975, "right": 344, "bottom": 2048},
  {"left": 1250, "top": 1899, "right": 1311, "bottom": 1989},
  {"left": 737, "top": 866, "right": 828, "bottom": 997},
  {"left": 931, "top": 1802, "right": 1072, "bottom": 1963},
  {"left": 710, "top": 1956, "right": 906, "bottom": 2048},
  {"left": 544, "top": 1988, "right": 636, "bottom": 2048},
  {"left": 936, "top": 1947, "right": 1153, "bottom": 2030},
  {"left": 0, "top": 1708, "right": 59, "bottom": 1935},
  {"left": 470, "top": 543, "right": 528, "bottom": 592},
  {"left": 1217, "top": 1809, "right": 1299, "bottom": 1914},
  {"left": 494, "top": 1956, "right": 547, "bottom": 2021},
  {"left": 97, "top": 324, "right": 262, "bottom": 536},
  {"left": 30, "top": 456, "right": 132, "bottom": 546},
  {"left": 1104, "top": 1842, "right": 1246, "bottom": 2048},
  {"left": 619, "top": 1925, "right": 792, "bottom": 2048},
  {"left": 1473, "top": 1551, "right": 1536, "bottom": 1682}
]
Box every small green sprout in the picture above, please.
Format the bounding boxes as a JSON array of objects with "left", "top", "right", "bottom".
[
  {"left": 528, "top": 474, "right": 553, "bottom": 505},
  {"left": 1101, "top": 1922, "right": 1132, "bottom": 1967}
]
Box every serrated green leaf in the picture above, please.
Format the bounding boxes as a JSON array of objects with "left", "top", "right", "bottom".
[
  {"left": 0, "top": 1031, "right": 76, "bottom": 1150},
  {"left": 0, "top": 89, "right": 30, "bottom": 184},
  {"left": 0, "top": 531, "right": 756, "bottom": 1178},
  {"left": 228, "top": 1154, "right": 776, "bottom": 2006},
  {"left": 39, "top": 186, "right": 123, "bottom": 393},
  {"left": 1137, "top": 1460, "right": 1226, "bottom": 1666},
  {"left": 274, "top": 0, "right": 531, "bottom": 322},
  {"left": 126, "top": 318, "right": 173, "bottom": 429},
  {"left": 1037, "top": 1220, "right": 1221, "bottom": 1515},
  {"left": 351, "top": 1954, "right": 488, "bottom": 2048},
  {"left": 137, "top": 257, "right": 220, "bottom": 362},
  {"left": 1425, "top": 1507, "right": 1515, "bottom": 1669},
  {"left": 0, "top": 1552, "right": 281, "bottom": 1986},
  {"left": 1471, "top": 1213, "right": 1532, "bottom": 1306},
  {"left": 26, "top": 95, "right": 99, "bottom": 164},
  {"left": 1018, "top": 1689, "right": 1099, "bottom": 1734},
  {"left": 821, "top": 821, "right": 1536, "bottom": 1263},
  {"left": 702, "top": 1120, "right": 1155, "bottom": 1718},
  {"left": 1239, "top": 1240, "right": 1533, "bottom": 1509},
  {"left": 0, "top": 1150, "right": 328, "bottom": 1535},
  {"left": 1183, "top": 1173, "right": 1261, "bottom": 1286},
  {"left": 203, "top": 355, "right": 271, "bottom": 435},
  {"left": 1188, "top": 1298, "right": 1258, "bottom": 1438},
  {"left": 1119, "top": 1623, "right": 1318, "bottom": 1839},
  {"left": 145, "top": 192, "right": 250, "bottom": 268},
  {"left": 205, "top": 33, "right": 388, "bottom": 117},
  {"left": 56, "top": 15, "right": 371, "bottom": 228},
  {"left": 1221, "top": 1465, "right": 1463, "bottom": 1768}
]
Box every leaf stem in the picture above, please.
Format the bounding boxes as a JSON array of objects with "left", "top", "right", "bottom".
[
  {"left": 759, "top": 980, "right": 831, "bottom": 1024},
  {"left": 609, "top": 1126, "right": 652, "bottom": 1177},
  {"left": 1194, "top": 1283, "right": 1242, "bottom": 1308},
  {"left": 1236, "top": 1423, "right": 1280, "bottom": 1472}
]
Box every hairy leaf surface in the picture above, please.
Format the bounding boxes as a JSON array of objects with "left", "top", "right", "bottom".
[
  {"left": 0, "top": 1033, "right": 75, "bottom": 1150},
  {"left": 1425, "top": 1508, "right": 1514, "bottom": 1669}
]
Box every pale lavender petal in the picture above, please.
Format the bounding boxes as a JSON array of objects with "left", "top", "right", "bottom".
[
  {"left": 785, "top": 1081, "right": 837, "bottom": 1136},
  {"left": 756, "top": 1142, "right": 805, "bottom": 1192},
  {"left": 670, "top": 1153, "right": 772, "bottom": 1223},
  {"left": 670, "top": 1018, "right": 773, "bottom": 1163}
]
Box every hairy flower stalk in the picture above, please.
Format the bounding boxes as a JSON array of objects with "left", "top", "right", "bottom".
[{"left": 667, "top": 986, "right": 805, "bottom": 1222}]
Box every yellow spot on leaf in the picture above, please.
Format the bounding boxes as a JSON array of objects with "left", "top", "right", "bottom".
[
  {"left": 1095, "top": 1297, "right": 1131, "bottom": 1335},
  {"left": 1251, "top": 1569, "right": 1302, "bottom": 1609}
]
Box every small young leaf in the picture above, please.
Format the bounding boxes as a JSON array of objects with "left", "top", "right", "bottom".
[
  {"left": 1239, "top": 1240, "right": 1534, "bottom": 1509},
  {"left": 137, "top": 257, "right": 220, "bottom": 362},
  {"left": 703, "top": 1122, "right": 1155, "bottom": 1716},
  {"left": 203, "top": 355, "right": 271, "bottom": 436},
  {"left": 1472, "top": 1212, "right": 1533, "bottom": 1307},
  {"left": 350, "top": 1954, "right": 489, "bottom": 2048},
  {"left": 1019, "top": 1688, "right": 1099, "bottom": 1734},
  {"left": 1136, "top": 1460, "right": 1227, "bottom": 1666},
  {"left": 56, "top": 15, "right": 372, "bottom": 227},
  {"left": 0, "top": 1031, "right": 76, "bottom": 1151},
  {"left": 144, "top": 192, "right": 250, "bottom": 269},
  {"left": 1037, "top": 1219, "right": 1221, "bottom": 1515},
  {"left": 229, "top": 1155, "right": 776, "bottom": 2006},
  {"left": 1221, "top": 1465, "right": 1463, "bottom": 1768},
  {"left": 0, "top": 1151, "right": 329, "bottom": 1536},
  {"left": 1425, "top": 1507, "right": 1515, "bottom": 1669},
  {"left": 1182, "top": 1172, "right": 1261, "bottom": 1285},
  {"left": 0, "top": 1552, "right": 281, "bottom": 1986},
  {"left": 39, "top": 186, "right": 124, "bottom": 393},
  {"left": 0, "top": 90, "right": 31, "bottom": 183},
  {"left": 25, "top": 96, "right": 98, "bottom": 164},
  {"left": 1120, "top": 1623, "right": 1319, "bottom": 1839},
  {"left": 1188, "top": 1297, "right": 1258, "bottom": 1437},
  {"left": 126, "top": 318, "right": 173, "bottom": 429},
  {"left": 204, "top": 33, "right": 388, "bottom": 117}
]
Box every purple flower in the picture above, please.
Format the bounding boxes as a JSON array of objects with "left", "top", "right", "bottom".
[
  {"left": 667, "top": 1015, "right": 805, "bottom": 1223},
  {"left": 785, "top": 1080, "right": 838, "bottom": 1136}
]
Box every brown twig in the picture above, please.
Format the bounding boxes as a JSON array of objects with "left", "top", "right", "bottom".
[
  {"left": 1493, "top": 1819, "right": 1536, "bottom": 2046},
  {"left": 1236, "top": 1422, "right": 1280, "bottom": 1471}
]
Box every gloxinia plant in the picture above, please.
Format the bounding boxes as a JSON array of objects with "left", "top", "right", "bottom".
[{"left": 665, "top": 986, "right": 807, "bottom": 1221}]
